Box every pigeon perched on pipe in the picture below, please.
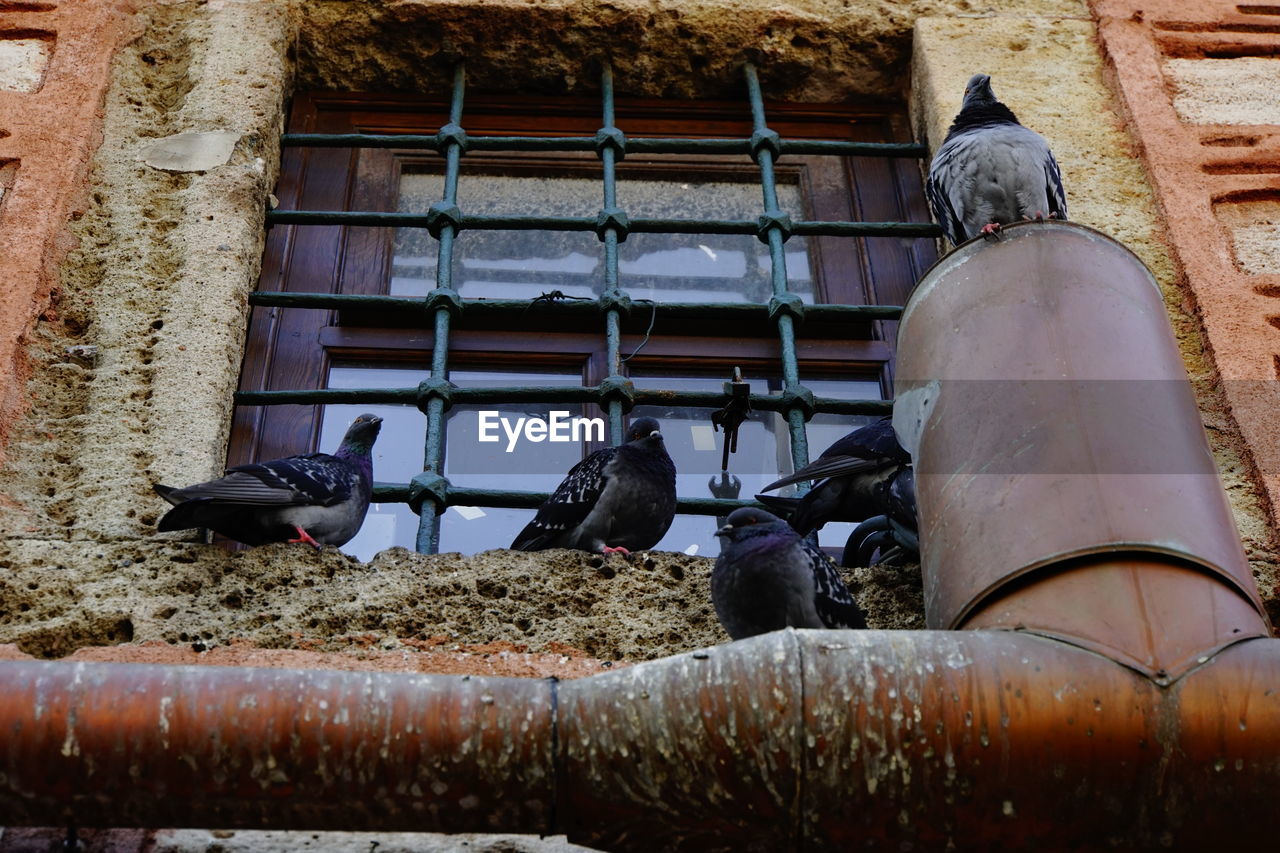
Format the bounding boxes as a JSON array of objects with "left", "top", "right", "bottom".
[
  {"left": 712, "top": 507, "right": 867, "bottom": 639},
  {"left": 154, "top": 413, "right": 382, "bottom": 548},
  {"left": 926, "top": 73, "right": 1067, "bottom": 244},
  {"left": 511, "top": 416, "right": 676, "bottom": 554}
]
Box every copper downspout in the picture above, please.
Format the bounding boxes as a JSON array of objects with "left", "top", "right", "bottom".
[
  {"left": 2, "top": 223, "right": 1278, "bottom": 848},
  {"left": 893, "top": 221, "right": 1272, "bottom": 676}
]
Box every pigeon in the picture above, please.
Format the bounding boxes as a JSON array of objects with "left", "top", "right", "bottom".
[
  {"left": 756, "top": 417, "right": 914, "bottom": 535},
  {"left": 926, "top": 72, "right": 1067, "bottom": 244},
  {"left": 510, "top": 416, "right": 676, "bottom": 553},
  {"left": 154, "top": 413, "right": 383, "bottom": 548},
  {"left": 711, "top": 507, "right": 867, "bottom": 639},
  {"left": 840, "top": 466, "right": 919, "bottom": 567}
]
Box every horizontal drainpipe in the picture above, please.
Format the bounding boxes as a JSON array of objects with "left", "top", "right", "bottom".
[
  {"left": 3, "top": 633, "right": 1280, "bottom": 849},
  {"left": 4, "top": 222, "right": 1277, "bottom": 848}
]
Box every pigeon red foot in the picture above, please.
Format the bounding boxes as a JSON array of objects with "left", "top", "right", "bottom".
[{"left": 289, "top": 526, "right": 323, "bottom": 548}]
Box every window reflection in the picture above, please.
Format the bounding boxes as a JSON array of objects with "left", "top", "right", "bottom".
[
  {"left": 439, "top": 369, "right": 588, "bottom": 555},
  {"left": 322, "top": 365, "right": 883, "bottom": 560},
  {"left": 393, "top": 171, "right": 812, "bottom": 303},
  {"left": 630, "top": 372, "right": 883, "bottom": 558},
  {"left": 320, "top": 366, "right": 429, "bottom": 562},
  {"left": 321, "top": 365, "right": 586, "bottom": 561}
]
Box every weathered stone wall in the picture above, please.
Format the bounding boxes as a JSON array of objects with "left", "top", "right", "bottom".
[
  {"left": 1088, "top": 0, "right": 1280, "bottom": 598},
  {"left": 0, "top": 0, "right": 1104, "bottom": 665}
]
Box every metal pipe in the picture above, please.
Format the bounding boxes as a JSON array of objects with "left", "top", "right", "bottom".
[
  {"left": 893, "top": 221, "right": 1271, "bottom": 677},
  {"left": 5, "top": 631, "right": 1280, "bottom": 849},
  {"left": 0, "top": 663, "right": 554, "bottom": 833}
]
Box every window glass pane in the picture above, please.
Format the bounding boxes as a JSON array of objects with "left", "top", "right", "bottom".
[
  {"left": 320, "top": 365, "right": 589, "bottom": 560},
  {"left": 440, "top": 368, "right": 590, "bottom": 555},
  {"left": 320, "top": 367, "right": 883, "bottom": 560},
  {"left": 621, "top": 178, "right": 812, "bottom": 303},
  {"left": 320, "top": 366, "right": 430, "bottom": 562},
  {"left": 629, "top": 372, "right": 883, "bottom": 557},
  {"left": 393, "top": 173, "right": 600, "bottom": 299},
  {"left": 393, "top": 172, "right": 811, "bottom": 303}
]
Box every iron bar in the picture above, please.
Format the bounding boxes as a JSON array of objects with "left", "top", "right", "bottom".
[
  {"left": 373, "top": 483, "right": 761, "bottom": 516},
  {"left": 414, "top": 63, "right": 467, "bottom": 552},
  {"left": 599, "top": 64, "right": 626, "bottom": 443},
  {"left": 281, "top": 131, "right": 929, "bottom": 158},
  {"left": 745, "top": 64, "right": 811, "bottom": 478},
  {"left": 265, "top": 209, "right": 939, "bottom": 238},
  {"left": 247, "top": 290, "right": 905, "bottom": 321},
  {"left": 246, "top": 62, "right": 933, "bottom": 550},
  {"left": 235, "top": 385, "right": 890, "bottom": 413}
]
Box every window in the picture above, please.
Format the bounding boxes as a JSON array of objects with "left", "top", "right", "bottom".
[{"left": 231, "top": 66, "right": 937, "bottom": 560}]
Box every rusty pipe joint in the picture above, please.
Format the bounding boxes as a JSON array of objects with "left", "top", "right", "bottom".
[{"left": 893, "top": 221, "right": 1270, "bottom": 677}]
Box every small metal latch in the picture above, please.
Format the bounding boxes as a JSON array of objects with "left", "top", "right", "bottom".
[{"left": 711, "top": 367, "right": 752, "bottom": 472}]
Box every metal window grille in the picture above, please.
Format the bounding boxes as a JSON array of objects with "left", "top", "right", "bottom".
[{"left": 237, "top": 62, "right": 939, "bottom": 553}]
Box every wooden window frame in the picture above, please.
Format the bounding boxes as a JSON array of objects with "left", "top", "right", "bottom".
[{"left": 231, "top": 91, "right": 935, "bottom": 472}]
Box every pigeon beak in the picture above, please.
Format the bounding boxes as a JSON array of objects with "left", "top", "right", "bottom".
[
  {"left": 715, "top": 523, "right": 733, "bottom": 537},
  {"left": 650, "top": 430, "right": 662, "bottom": 440}
]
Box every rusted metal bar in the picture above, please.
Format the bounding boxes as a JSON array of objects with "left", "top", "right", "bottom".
[
  {"left": 4, "top": 632, "right": 1280, "bottom": 849},
  {"left": 893, "top": 221, "right": 1271, "bottom": 676}
]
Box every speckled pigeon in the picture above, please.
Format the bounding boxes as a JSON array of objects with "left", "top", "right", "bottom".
[
  {"left": 510, "top": 416, "right": 676, "bottom": 553},
  {"left": 711, "top": 507, "right": 867, "bottom": 640},
  {"left": 154, "top": 413, "right": 382, "bottom": 548},
  {"left": 756, "top": 417, "right": 914, "bottom": 536},
  {"left": 926, "top": 73, "right": 1067, "bottom": 244}
]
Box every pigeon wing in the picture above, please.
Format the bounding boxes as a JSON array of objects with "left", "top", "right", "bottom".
[
  {"left": 510, "top": 447, "right": 614, "bottom": 550},
  {"left": 804, "top": 540, "right": 868, "bottom": 630},
  {"left": 167, "top": 454, "right": 353, "bottom": 508},
  {"left": 762, "top": 455, "right": 888, "bottom": 492},
  {"left": 763, "top": 419, "right": 906, "bottom": 492},
  {"left": 1045, "top": 148, "right": 1068, "bottom": 220},
  {"left": 753, "top": 493, "right": 801, "bottom": 517},
  {"left": 926, "top": 165, "right": 967, "bottom": 246}
]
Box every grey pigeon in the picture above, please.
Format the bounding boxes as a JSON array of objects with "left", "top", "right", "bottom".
[
  {"left": 926, "top": 73, "right": 1067, "bottom": 244},
  {"left": 711, "top": 507, "right": 867, "bottom": 640},
  {"left": 756, "top": 417, "right": 914, "bottom": 536},
  {"left": 154, "top": 413, "right": 382, "bottom": 548},
  {"left": 511, "top": 416, "right": 676, "bottom": 553}
]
